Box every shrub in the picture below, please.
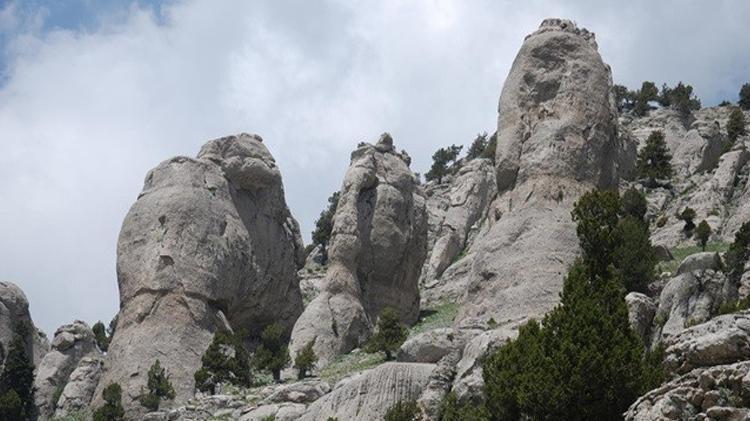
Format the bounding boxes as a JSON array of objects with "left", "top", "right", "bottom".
[
  {"left": 679, "top": 207, "right": 697, "bottom": 232},
  {"left": 637, "top": 130, "right": 673, "bottom": 186},
  {"left": 0, "top": 321, "right": 35, "bottom": 421},
  {"left": 696, "top": 220, "right": 712, "bottom": 251},
  {"left": 384, "top": 400, "right": 420, "bottom": 421},
  {"left": 294, "top": 338, "right": 318, "bottom": 380},
  {"left": 425, "top": 145, "right": 462, "bottom": 184},
  {"left": 727, "top": 107, "right": 747, "bottom": 143},
  {"left": 92, "top": 321, "right": 109, "bottom": 352},
  {"left": 480, "top": 132, "right": 497, "bottom": 162},
  {"left": 466, "top": 133, "right": 488, "bottom": 160},
  {"left": 311, "top": 191, "right": 340, "bottom": 263},
  {"left": 724, "top": 221, "right": 750, "bottom": 284},
  {"left": 365, "top": 308, "right": 408, "bottom": 360},
  {"left": 439, "top": 392, "right": 489, "bottom": 421},
  {"left": 194, "top": 331, "right": 252, "bottom": 394},
  {"left": 719, "top": 100, "right": 733, "bottom": 107},
  {"left": 740, "top": 83, "right": 750, "bottom": 110},
  {"left": 660, "top": 82, "right": 701, "bottom": 115},
  {"left": 138, "top": 360, "right": 175, "bottom": 412},
  {"left": 93, "top": 383, "right": 125, "bottom": 421},
  {"left": 254, "top": 323, "right": 291, "bottom": 383},
  {"left": 622, "top": 187, "right": 648, "bottom": 222}
]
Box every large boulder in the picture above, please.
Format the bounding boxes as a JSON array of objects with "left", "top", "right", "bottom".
[
  {"left": 396, "top": 328, "right": 471, "bottom": 364},
  {"left": 34, "top": 320, "right": 99, "bottom": 419},
  {"left": 95, "top": 133, "right": 305, "bottom": 416},
  {"left": 0, "top": 281, "right": 49, "bottom": 367},
  {"left": 626, "top": 292, "right": 657, "bottom": 345},
  {"left": 457, "top": 18, "right": 627, "bottom": 328},
  {"left": 53, "top": 356, "right": 104, "bottom": 418},
  {"left": 290, "top": 134, "right": 428, "bottom": 365},
  {"left": 299, "top": 362, "right": 434, "bottom": 421}
]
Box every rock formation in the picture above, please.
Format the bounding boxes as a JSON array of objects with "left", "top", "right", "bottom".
[
  {"left": 290, "top": 134, "right": 428, "bottom": 365},
  {"left": 0, "top": 281, "right": 49, "bottom": 367},
  {"left": 94, "top": 133, "right": 305, "bottom": 415},
  {"left": 54, "top": 356, "right": 104, "bottom": 418}
]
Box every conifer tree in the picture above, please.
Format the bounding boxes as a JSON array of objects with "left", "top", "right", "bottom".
[
  {"left": 311, "top": 191, "right": 340, "bottom": 263},
  {"left": 93, "top": 383, "right": 125, "bottom": 421},
  {"left": 384, "top": 400, "right": 420, "bottom": 421},
  {"left": 622, "top": 187, "right": 648, "bottom": 222},
  {"left": 696, "top": 220, "right": 711, "bottom": 251},
  {"left": 425, "top": 145, "right": 462, "bottom": 183},
  {"left": 365, "top": 307, "right": 408, "bottom": 360},
  {"left": 727, "top": 106, "right": 747, "bottom": 143},
  {"left": 254, "top": 323, "right": 291, "bottom": 383},
  {"left": 92, "top": 321, "right": 109, "bottom": 352},
  {"left": 637, "top": 130, "right": 673, "bottom": 186},
  {"left": 294, "top": 338, "right": 318, "bottom": 380},
  {"left": 739, "top": 83, "right": 750, "bottom": 110},
  {"left": 194, "top": 331, "right": 252, "bottom": 394},
  {"left": 139, "top": 360, "right": 175, "bottom": 412},
  {"left": 679, "top": 207, "right": 697, "bottom": 232},
  {"left": 725, "top": 221, "right": 750, "bottom": 284},
  {"left": 480, "top": 133, "right": 497, "bottom": 162},
  {"left": 466, "top": 133, "right": 488, "bottom": 160},
  {"left": 0, "top": 321, "right": 35, "bottom": 421}
]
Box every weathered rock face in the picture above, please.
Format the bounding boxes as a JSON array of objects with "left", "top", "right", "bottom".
[
  {"left": 54, "top": 356, "right": 104, "bottom": 418},
  {"left": 0, "top": 281, "right": 49, "bottom": 367},
  {"left": 34, "top": 320, "right": 98, "bottom": 419},
  {"left": 96, "top": 133, "right": 305, "bottom": 415},
  {"left": 299, "top": 362, "right": 434, "bottom": 421},
  {"left": 290, "top": 134, "right": 428, "bottom": 365},
  {"left": 457, "top": 19, "right": 627, "bottom": 329},
  {"left": 626, "top": 292, "right": 657, "bottom": 345},
  {"left": 396, "top": 328, "right": 472, "bottom": 364}
]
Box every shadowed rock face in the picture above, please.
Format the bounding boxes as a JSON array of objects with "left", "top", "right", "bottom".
[
  {"left": 95, "top": 133, "right": 304, "bottom": 416},
  {"left": 0, "top": 281, "right": 49, "bottom": 368},
  {"left": 290, "top": 134, "right": 428, "bottom": 366},
  {"left": 456, "top": 19, "right": 628, "bottom": 329}
]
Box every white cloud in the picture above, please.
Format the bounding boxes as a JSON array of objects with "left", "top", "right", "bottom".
[{"left": 1, "top": 0, "right": 749, "bottom": 335}]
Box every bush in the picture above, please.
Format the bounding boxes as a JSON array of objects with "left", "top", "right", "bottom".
[
  {"left": 365, "top": 308, "right": 408, "bottom": 360},
  {"left": 740, "top": 83, "right": 750, "bottom": 110},
  {"left": 466, "top": 133, "right": 488, "bottom": 160},
  {"left": 254, "top": 323, "right": 291, "bottom": 383},
  {"left": 294, "top": 338, "right": 318, "bottom": 380},
  {"left": 138, "top": 360, "right": 175, "bottom": 412},
  {"left": 0, "top": 321, "right": 35, "bottom": 421},
  {"left": 425, "top": 145, "right": 462, "bottom": 184},
  {"left": 93, "top": 383, "right": 125, "bottom": 421},
  {"left": 92, "top": 321, "right": 109, "bottom": 352},
  {"left": 725, "top": 221, "right": 750, "bottom": 284},
  {"left": 659, "top": 82, "right": 701, "bottom": 115},
  {"left": 696, "top": 220, "right": 712, "bottom": 251},
  {"left": 637, "top": 130, "right": 673, "bottom": 186},
  {"left": 194, "top": 331, "right": 252, "bottom": 394},
  {"left": 679, "top": 207, "right": 697, "bottom": 232},
  {"left": 384, "top": 400, "right": 420, "bottom": 421},
  {"left": 439, "top": 392, "right": 489, "bottom": 421},
  {"left": 480, "top": 132, "right": 497, "bottom": 162},
  {"left": 727, "top": 107, "right": 747, "bottom": 143},
  {"left": 622, "top": 187, "right": 648, "bottom": 221},
  {"left": 311, "top": 191, "right": 340, "bottom": 263}
]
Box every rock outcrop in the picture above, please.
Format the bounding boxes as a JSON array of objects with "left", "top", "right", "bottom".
[
  {"left": 290, "top": 134, "right": 428, "bottom": 365},
  {"left": 95, "top": 133, "right": 305, "bottom": 415},
  {"left": 54, "top": 356, "right": 104, "bottom": 418},
  {"left": 0, "top": 281, "right": 49, "bottom": 367},
  {"left": 456, "top": 18, "right": 628, "bottom": 330},
  {"left": 34, "top": 320, "right": 98, "bottom": 419},
  {"left": 626, "top": 292, "right": 657, "bottom": 345}
]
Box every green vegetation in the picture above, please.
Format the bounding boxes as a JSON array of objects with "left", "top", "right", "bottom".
[
  {"left": 425, "top": 145, "right": 463, "bottom": 184},
  {"left": 482, "top": 189, "right": 665, "bottom": 420},
  {"left": 622, "top": 187, "right": 648, "bottom": 221},
  {"left": 740, "top": 83, "right": 750, "bottom": 110},
  {"left": 633, "top": 81, "right": 658, "bottom": 116},
  {"left": 384, "top": 400, "right": 420, "bottom": 421},
  {"left": 0, "top": 321, "right": 36, "bottom": 421},
  {"left": 481, "top": 132, "right": 497, "bottom": 162},
  {"left": 194, "top": 331, "right": 252, "bottom": 394},
  {"left": 658, "top": 82, "right": 701, "bottom": 115},
  {"left": 408, "top": 302, "right": 459, "bottom": 337},
  {"left": 637, "top": 130, "right": 673, "bottom": 186},
  {"left": 365, "top": 308, "right": 408, "bottom": 360},
  {"left": 717, "top": 296, "right": 750, "bottom": 316},
  {"left": 92, "top": 321, "right": 109, "bottom": 352},
  {"left": 656, "top": 241, "right": 731, "bottom": 276},
  {"left": 53, "top": 410, "right": 87, "bottom": 421},
  {"left": 254, "top": 323, "right": 291, "bottom": 383},
  {"left": 93, "top": 383, "right": 125, "bottom": 421},
  {"left": 695, "top": 220, "right": 712, "bottom": 251},
  {"left": 319, "top": 351, "right": 385, "bottom": 384},
  {"left": 614, "top": 216, "right": 657, "bottom": 293},
  {"left": 311, "top": 191, "right": 340, "bottom": 264},
  {"left": 679, "top": 207, "right": 697, "bottom": 232},
  {"left": 727, "top": 106, "right": 747, "bottom": 143},
  {"left": 294, "top": 338, "right": 318, "bottom": 380},
  {"left": 725, "top": 221, "right": 750, "bottom": 284},
  {"left": 466, "top": 132, "right": 489, "bottom": 160},
  {"left": 138, "top": 360, "right": 175, "bottom": 412},
  {"left": 439, "top": 392, "right": 489, "bottom": 421}
]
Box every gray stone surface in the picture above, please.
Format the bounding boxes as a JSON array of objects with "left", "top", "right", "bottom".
[
  {"left": 94, "top": 133, "right": 305, "bottom": 416},
  {"left": 626, "top": 292, "right": 657, "bottom": 344},
  {"left": 0, "top": 281, "right": 49, "bottom": 367},
  {"left": 290, "top": 134, "right": 428, "bottom": 366},
  {"left": 54, "top": 355, "right": 104, "bottom": 418},
  {"left": 676, "top": 252, "right": 723, "bottom": 275},
  {"left": 396, "top": 328, "right": 470, "bottom": 364}
]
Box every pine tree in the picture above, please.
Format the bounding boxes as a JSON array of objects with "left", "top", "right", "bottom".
[
  {"left": 480, "top": 133, "right": 497, "bottom": 162},
  {"left": 727, "top": 107, "right": 747, "bottom": 143},
  {"left": 613, "top": 216, "right": 656, "bottom": 293},
  {"left": 622, "top": 187, "right": 648, "bottom": 222},
  {"left": 465, "top": 133, "right": 488, "bottom": 160},
  {"left": 667, "top": 82, "right": 701, "bottom": 115},
  {"left": 725, "top": 221, "right": 750, "bottom": 284},
  {"left": 571, "top": 189, "right": 622, "bottom": 279},
  {"left": 384, "top": 400, "right": 420, "bottom": 421},
  {"left": 696, "top": 220, "right": 712, "bottom": 251},
  {"left": 365, "top": 308, "right": 407, "bottom": 360},
  {"left": 93, "top": 383, "right": 125, "bottom": 421},
  {"left": 92, "top": 321, "right": 109, "bottom": 352},
  {"left": 254, "top": 323, "right": 291, "bottom": 383},
  {"left": 739, "top": 83, "right": 750, "bottom": 110},
  {"left": 679, "top": 207, "right": 697, "bottom": 232},
  {"left": 139, "top": 360, "right": 175, "bottom": 412},
  {"left": 194, "top": 331, "right": 252, "bottom": 394},
  {"left": 294, "top": 338, "right": 318, "bottom": 380},
  {"left": 311, "top": 191, "right": 340, "bottom": 264},
  {"left": 425, "top": 145, "right": 462, "bottom": 183},
  {"left": 0, "top": 321, "right": 35, "bottom": 421},
  {"left": 637, "top": 130, "right": 673, "bottom": 186}
]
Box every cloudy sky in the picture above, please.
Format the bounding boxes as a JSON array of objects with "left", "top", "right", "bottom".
[{"left": 1, "top": 0, "right": 749, "bottom": 336}]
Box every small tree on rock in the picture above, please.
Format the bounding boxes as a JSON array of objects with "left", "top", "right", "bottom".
[
  {"left": 254, "top": 323, "right": 291, "bottom": 383},
  {"left": 194, "top": 331, "right": 252, "bottom": 394},
  {"left": 739, "top": 83, "right": 750, "bottom": 110},
  {"left": 425, "top": 145, "right": 462, "bottom": 184},
  {"left": 311, "top": 191, "right": 340, "bottom": 264},
  {"left": 481, "top": 132, "right": 497, "bottom": 162},
  {"left": 465, "top": 133, "right": 488, "bottom": 160},
  {"left": 696, "top": 220, "right": 712, "bottom": 251},
  {"left": 365, "top": 308, "right": 407, "bottom": 360},
  {"left": 0, "top": 321, "right": 35, "bottom": 421},
  {"left": 93, "top": 383, "right": 125, "bottom": 421},
  {"left": 728, "top": 107, "right": 747, "bottom": 143},
  {"left": 679, "top": 207, "right": 697, "bottom": 232},
  {"left": 139, "top": 360, "right": 175, "bottom": 412},
  {"left": 725, "top": 221, "right": 750, "bottom": 284},
  {"left": 294, "top": 338, "right": 318, "bottom": 380},
  {"left": 384, "top": 400, "right": 420, "bottom": 421},
  {"left": 92, "top": 321, "right": 109, "bottom": 352},
  {"left": 666, "top": 82, "right": 701, "bottom": 115},
  {"left": 637, "top": 130, "right": 673, "bottom": 187}
]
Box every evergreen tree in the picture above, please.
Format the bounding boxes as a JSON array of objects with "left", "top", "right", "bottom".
[
  {"left": 613, "top": 216, "right": 656, "bottom": 293},
  {"left": 425, "top": 145, "right": 462, "bottom": 184},
  {"left": 613, "top": 84, "right": 632, "bottom": 112},
  {"left": 92, "top": 321, "right": 109, "bottom": 352},
  {"left": 740, "top": 83, "right": 750, "bottom": 110},
  {"left": 480, "top": 133, "right": 497, "bottom": 162},
  {"left": 139, "top": 360, "right": 175, "bottom": 412},
  {"left": 466, "top": 133, "right": 488, "bottom": 160},
  {"left": 311, "top": 191, "right": 340, "bottom": 263},
  {"left": 665, "top": 82, "right": 701, "bottom": 115},
  {"left": 194, "top": 331, "right": 252, "bottom": 394},
  {"left": 0, "top": 321, "right": 35, "bottom": 421},
  {"left": 365, "top": 308, "right": 408, "bottom": 360},
  {"left": 439, "top": 392, "right": 489, "bottom": 421},
  {"left": 384, "top": 400, "right": 420, "bottom": 421},
  {"left": 293, "top": 338, "right": 318, "bottom": 380},
  {"left": 633, "top": 81, "right": 658, "bottom": 116},
  {"left": 679, "top": 207, "right": 697, "bottom": 232},
  {"left": 571, "top": 189, "right": 622, "bottom": 279},
  {"left": 725, "top": 221, "right": 750, "bottom": 284},
  {"left": 622, "top": 187, "right": 648, "bottom": 222},
  {"left": 254, "top": 323, "right": 291, "bottom": 383},
  {"left": 727, "top": 106, "right": 747, "bottom": 143},
  {"left": 93, "top": 383, "right": 125, "bottom": 421},
  {"left": 637, "top": 130, "right": 673, "bottom": 186},
  {"left": 695, "top": 220, "right": 712, "bottom": 251}
]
